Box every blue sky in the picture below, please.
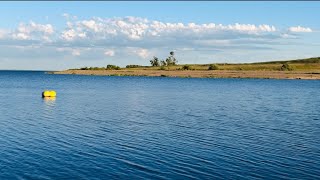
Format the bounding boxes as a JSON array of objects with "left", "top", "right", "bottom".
[{"left": 0, "top": 1, "right": 319, "bottom": 70}]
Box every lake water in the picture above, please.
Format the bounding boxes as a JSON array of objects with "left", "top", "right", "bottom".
[{"left": 0, "top": 70, "right": 319, "bottom": 179}]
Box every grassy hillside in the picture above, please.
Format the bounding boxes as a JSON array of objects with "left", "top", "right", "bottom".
[
  {"left": 73, "top": 57, "right": 320, "bottom": 72},
  {"left": 254, "top": 57, "right": 320, "bottom": 64}
]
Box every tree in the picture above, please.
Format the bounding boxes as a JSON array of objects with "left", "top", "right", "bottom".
[
  {"left": 150, "top": 56, "right": 160, "bottom": 66},
  {"left": 165, "top": 51, "right": 177, "bottom": 66},
  {"left": 165, "top": 57, "right": 172, "bottom": 66},
  {"left": 160, "top": 60, "right": 166, "bottom": 66}
]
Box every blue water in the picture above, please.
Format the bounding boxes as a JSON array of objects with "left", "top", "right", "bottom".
[{"left": 0, "top": 70, "right": 319, "bottom": 179}]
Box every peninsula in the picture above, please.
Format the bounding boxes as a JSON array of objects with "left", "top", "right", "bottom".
[{"left": 51, "top": 57, "right": 320, "bottom": 80}]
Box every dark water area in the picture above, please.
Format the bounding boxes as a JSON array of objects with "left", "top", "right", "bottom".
[{"left": 0, "top": 70, "right": 319, "bottom": 179}]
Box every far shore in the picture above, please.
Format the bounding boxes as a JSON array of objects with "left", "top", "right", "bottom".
[
  {"left": 51, "top": 69, "right": 320, "bottom": 80},
  {"left": 50, "top": 57, "right": 320, "bottom": 80}
]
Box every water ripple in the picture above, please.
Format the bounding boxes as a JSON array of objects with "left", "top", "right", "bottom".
[{"left": 0, "top": 71, "right": 319, "bottom": 179}]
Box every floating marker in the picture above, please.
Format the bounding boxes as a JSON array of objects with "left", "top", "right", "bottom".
[{"left": 42, "top": 90, "right": 57, "bottom": 97}]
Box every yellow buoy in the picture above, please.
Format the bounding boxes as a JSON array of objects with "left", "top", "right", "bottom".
[{"left": 42, "top": 90, "right": 57, "bottom": 97}]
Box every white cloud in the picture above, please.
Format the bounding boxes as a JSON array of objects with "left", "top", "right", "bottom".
[
  {"left": 81, "top": 20, "right": 99, "bottom": 32},
  {"left": 17, "top": 21, "right": 53, "bottom": 35},
  {"left": 11, "top": 21, "right": 54, "bottom": 41},
  {"left": 0, "top": 17, "right": 314, "bottom": 48},
  {"left": 288, "top": 26, "right": 312, "bottom": 33},
  {"left": 61, "top": 29, "right": 77, "bottom": 41},
  {"left": 130, "top": 48, "right": 150, "bottom": 59},
  {"left": 31, "top": 21, "right": 54, "bottom": 34},
  {"left": 57, "top": 16, "right": 279, "bottom": 44},
  {"left": 14, "top": 33, "right": 29, "bottom": 40},
  {"left": 0, "top": 16, "right": 317, "bottom": 67},
  {"left": 104, "top": 49, "right": 115, "bottom": 56}
]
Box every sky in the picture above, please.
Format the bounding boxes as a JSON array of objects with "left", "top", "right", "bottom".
[{"left": 0, "top": 1, "right": 319, "bottom": 70}]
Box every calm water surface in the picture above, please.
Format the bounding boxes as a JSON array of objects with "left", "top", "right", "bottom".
[{"left": 0, "top": 70, "right": 319, "bottom": 179}]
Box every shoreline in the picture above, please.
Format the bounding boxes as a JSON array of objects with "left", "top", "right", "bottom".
[{"left": 50, "top": 69, "right": 320, "bottom": 80}]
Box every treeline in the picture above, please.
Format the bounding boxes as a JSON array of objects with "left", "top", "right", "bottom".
[
  {"left": 125, "top": 65, "right": 144, "bottom": 68},
  {"left": 180, "top": 64, "right": 220, "bottom": 70},
  {"left": 80, "top": 64, "right": 121, "bottom": 70},
  {"left": 79, "top": 64, "right": 145, "bottom": 70}
]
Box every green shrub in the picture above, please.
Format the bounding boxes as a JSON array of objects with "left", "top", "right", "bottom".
[
  {"left": 208, "top": 64, "right": 219, "bottom": 70},
  {"left": 80, "top": 67, "right": 89, "bottom": 70},
  {"left": 159, "top": 66, "right": 166, "bottom": 70},
  {"left": 106, "top": 64, "right": 121, "bottom": 70},
  {"left": 82, "top": 67, "right": 105, "bottom": 70},
  {"left": 280, "top": 63, "right": 293, "bottom": 71},
  {"left": 182, "top": 65, "right": 191, "bottom": 70},
  {"left": 126, "top": 65, "right": 142, "bottom": 68},
  {"left": 91, "top": 67, "right": 104, "bottom": 70}
]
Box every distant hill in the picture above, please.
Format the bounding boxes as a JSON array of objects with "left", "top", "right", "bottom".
[{"left": 254, "top": 57, "right": 320, "bottom": 64}]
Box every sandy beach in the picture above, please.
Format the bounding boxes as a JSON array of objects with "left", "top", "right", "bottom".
[{"left": 51, "top": 69, "right": 320, "bottom": 80}]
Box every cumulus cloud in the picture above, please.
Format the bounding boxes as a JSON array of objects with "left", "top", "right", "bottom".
[
  {"left": 288, "top": 26, "right": 312, "bottom": 33},
  {"left": 131, "top": 48, "right": 149, "bottom": 59},
  {"left": 1, "top": 17, "right": 304, "bottom": 48},
  {"left": 61, "top": 29, "right": 77, "bottom": 41},
  {"left": 58, "top": 17, "right": 277, "bottom": 43},
  {"left": 81, "top": 20, "right": 100, "bottom": 32},
  {"left": 0, "top": 16, "right": 316, "bottom": 63},
  {"left": 11, "top": 21, "right": 54, "bottom": 41}
]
